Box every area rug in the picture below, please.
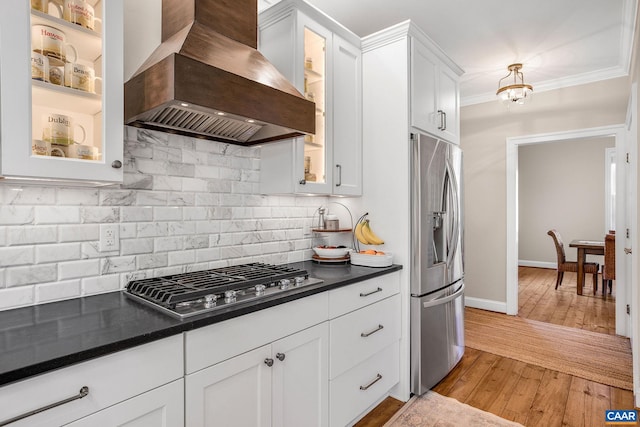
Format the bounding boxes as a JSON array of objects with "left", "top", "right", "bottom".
[
  {"left": 383, "top": 392, "right": 524, "bottom": 427},
  {"left": 465, "top": 308, "right": 633, "bottom": 390}
]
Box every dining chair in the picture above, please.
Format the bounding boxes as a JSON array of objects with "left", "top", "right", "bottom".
[
  {"left": 602, "top": 233, "right": 615, "bottom": 295},
  {"left": 547, "top": 229, "right": 599, "bottom": 292}
]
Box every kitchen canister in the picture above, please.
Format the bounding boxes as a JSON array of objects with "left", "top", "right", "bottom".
[{"left": 324, "top": 214, "right": 339, "bottom": 230}]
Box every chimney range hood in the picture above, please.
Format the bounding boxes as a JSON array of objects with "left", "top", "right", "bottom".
[{"left": 124, "top": 0, "right": 315, "bottom": 146}]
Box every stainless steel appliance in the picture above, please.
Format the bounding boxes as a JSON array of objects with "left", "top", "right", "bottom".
[
  {"left": 410, "top": 132, "right": 465, "bottom": 395},
  {"left": 125, "top": 263, "right": 323, "bottom": 319}
]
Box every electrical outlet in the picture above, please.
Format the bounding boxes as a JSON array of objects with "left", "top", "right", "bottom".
[{"left": 99, "top": 224, "right": 120, "bottom": 252}]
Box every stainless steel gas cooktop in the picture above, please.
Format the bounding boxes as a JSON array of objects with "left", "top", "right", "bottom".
[{"left": 125, "top": 263, "right": 323, "bottom": 319}]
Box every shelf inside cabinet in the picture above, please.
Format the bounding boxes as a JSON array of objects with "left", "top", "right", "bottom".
[
  {"left": 31, "top": 10, "right": 102, "bottom": 62},
  {"left": 304, "top": 68, "right": 323, "bottom": 84},
  {"left": 32, "top": 80, "right": 101, "bottom": 114}
]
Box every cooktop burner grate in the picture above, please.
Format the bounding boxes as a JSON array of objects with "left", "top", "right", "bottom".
[{"left": 126, "top": 263, "right": 312, "bottom": 307}]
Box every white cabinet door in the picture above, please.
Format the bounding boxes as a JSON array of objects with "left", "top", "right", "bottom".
[
  {"left": 410, "top": 38, "right": 439, "bottom": 136},
  {"left": 185, "top": 345, "right": 272, "bottom": 427},
  {"left": 410, "top": 37, "right": 460, "bottom": 144},
  {"left": 65, "top": 379, "right": 184, "bottom": 427},
  {"left": 437, "top": 65, "right": 460, "bottom": 144},
  {"left": 332, "top": 35, "right": 362, "bottom": 196},
  {"left": 0, "top": 0, "right": 123, "bottom": 184},
  {"left": 272, "top": 323, "right": 329, "bottom": 427}
]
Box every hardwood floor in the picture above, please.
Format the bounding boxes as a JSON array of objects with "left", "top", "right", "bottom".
[
  {"left": 518, "top": 266, "right": 616, "bottom": 335},
  {"left": 355, "top": 267, "right": 630, "bottom": 426}
]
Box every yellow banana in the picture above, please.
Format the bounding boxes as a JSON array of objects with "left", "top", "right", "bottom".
[
  {"left": 362, "top": 220, "right": 384, "bottom": 245},
  {"left": 354, "top": 221, "right": 371, "bottom": 245}
]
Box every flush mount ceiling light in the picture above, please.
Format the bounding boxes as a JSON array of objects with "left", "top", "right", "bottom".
[{"left": 496, "top": 63, "right": 533, "bottom": 105}]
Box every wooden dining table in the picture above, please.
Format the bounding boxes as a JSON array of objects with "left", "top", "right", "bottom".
[{"left": 569, "top": 239, "right": 605, "bottom": 295}]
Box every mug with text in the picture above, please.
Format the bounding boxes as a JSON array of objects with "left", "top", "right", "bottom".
[
  {"left": 42, "top": 113, "right": 86, "bottom": 146},
  {"left": 30, "top": 0, "right": 61, "bottom": 14},
  {"left": 64, "top": 62, "right": 101, "bottom": 93},
  {"left": 31, "top": 24, "right": 77, "bottom": 66},
  {"left": 31, "top": 51, "right": 49, "bottom": 82},
  {"left": 63, "top": 0, "right": 101, "bottom": 31}
]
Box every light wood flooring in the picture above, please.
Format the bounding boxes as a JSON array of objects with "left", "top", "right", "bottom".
[{"left": 356, "top": 267, "right": 631, "bottom": 427}]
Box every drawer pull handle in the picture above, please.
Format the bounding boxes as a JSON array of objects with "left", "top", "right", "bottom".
[
  {"left": 361, "top": 324, "right": 384, "bottom": 337},
  {"left": 0, "top": 386, "right": 89, "bottom": 426},
  {"left": 360, "top": 287, "right": 382, "bottom": 297},
  {"left": 360, "top": 374, "right": 383, "bottom": 391}
]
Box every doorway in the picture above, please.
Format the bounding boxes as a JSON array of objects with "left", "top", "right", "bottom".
[{"left": 505, "top": 125, "right": 630, "bottom": 337}]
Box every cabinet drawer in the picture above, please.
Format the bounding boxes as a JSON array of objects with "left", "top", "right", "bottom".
[
  {"left": 330, "top": 294, "right": 400, "bottom": 379},
  {"left": 185, "top": 292, "right": 328, "bottom": 374},
  {"left": 0, "top": 335, "right": 183, "bottom": 427},
  {"left": 329, "top": 343, "right": 399, "bottom": 427},
  {"left": 328, "top": 272, "right": 399, "bottom": 319}
]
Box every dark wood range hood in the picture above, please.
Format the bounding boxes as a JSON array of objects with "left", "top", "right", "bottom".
[{"left": 124, "top": 0, "right": 315, "bottom": 145}]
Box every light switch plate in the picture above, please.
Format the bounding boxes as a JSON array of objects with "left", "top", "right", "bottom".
[{"left": 99, "top": 224, "right": 120, "bottom": 252}]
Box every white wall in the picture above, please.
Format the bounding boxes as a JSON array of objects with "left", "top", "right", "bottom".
[{"left": 518, "top": 137, "right": 614, "bottom": 265}]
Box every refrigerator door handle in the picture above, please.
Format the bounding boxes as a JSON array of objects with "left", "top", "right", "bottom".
[
  {"left": 422, "top": 282, "right": 464, "bottom": 308},
  {"left": 445, "top": 158, "right": 460, "bottom": 266}
]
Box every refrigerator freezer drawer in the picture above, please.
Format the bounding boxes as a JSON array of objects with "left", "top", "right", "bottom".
[{"left": 410, "top": 282, "right": 465, "bottom": 396}]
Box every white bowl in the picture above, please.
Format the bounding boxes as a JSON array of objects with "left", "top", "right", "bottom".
[{"left": 312, "top": 246, "right": 351, "bottom": 258}]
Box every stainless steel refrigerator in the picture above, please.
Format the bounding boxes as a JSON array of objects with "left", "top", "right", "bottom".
[{"left": 410, "top": 132, "right": 465, "bottom": 396}]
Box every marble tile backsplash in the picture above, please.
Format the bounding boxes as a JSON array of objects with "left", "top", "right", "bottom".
[{"left": 0, "top": 127, "right": 326, "bottom": 310}]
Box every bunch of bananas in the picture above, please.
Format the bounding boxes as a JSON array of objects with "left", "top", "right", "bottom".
[{"left": 354, "top": 214, "right": 384, "bottom": 245}]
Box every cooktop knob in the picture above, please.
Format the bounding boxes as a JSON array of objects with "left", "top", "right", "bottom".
[
  {"left": 204, "top": 294, "right": 217, "bottom": 308},
  {"left": 294, "top": 276, "right": 305, "bottom": 286},
  {"left": 255, "top": 284, "right": 266, "bottom": 295},
  {"left": 224, "top": 290, "right": 237, "bottom": 303},
  {"left": 279, "top": 279, "right": 291, "bottom": 290}
]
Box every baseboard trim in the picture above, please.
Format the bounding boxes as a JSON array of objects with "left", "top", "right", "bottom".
[
  {"left": 518, "top": 260, "right": 556, "bottom": 269},
  {"left": 465, "top": 297, "right": 508, "bottom": 314}
]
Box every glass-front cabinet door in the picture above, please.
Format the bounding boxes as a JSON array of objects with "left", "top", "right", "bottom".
[
  {"left": 0, "top": 0, "right": 123, "bottom": 184},
  {"left": 295, "top": 15, "right": 332, "bottom": 194}
]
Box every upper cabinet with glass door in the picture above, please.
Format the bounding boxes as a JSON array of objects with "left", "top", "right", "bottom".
[
  {"left": 259, "top": 0, "right": 362, "bottom": 196},
  {"left": 0, "top": 0, "right": 123, "bottom": 184}
]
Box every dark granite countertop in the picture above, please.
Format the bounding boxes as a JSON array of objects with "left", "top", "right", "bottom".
[{"left": 0, "top": 261, "right": 402, "bottom": 387}]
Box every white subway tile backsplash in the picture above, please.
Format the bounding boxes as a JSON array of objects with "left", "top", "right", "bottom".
[
  {"left": 7, "top": 226, "right": 57, "bottom": 246},
  {"left": 0, "top": 127, "right": 330, "bottom": 311},
  {"left": 60, "top": 259, "right": 100, "bottom": 280},
  {"left": 36, "top": 243, "right": 81, "bottom": 263},
  {"left": 82, "top": 274, "right": 120, "bottom": 295},
  {"left": 59, "top": 224, "right": 100, "bottom": 242},
  {"left": 36, "top": 279, "right": 81, "bottom": 303},
  {"left": 0, "top": 206, "right": 35, "bottom": 225},
  {"left": 0, "top": 247, "right": 34, "bottom": 267},
  {"left": 6, "top": 264, "right": 56, "bottom": 287}
]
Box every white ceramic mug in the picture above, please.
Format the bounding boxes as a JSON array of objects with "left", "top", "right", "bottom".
[
  {"left": 32, "top": 139, "right": 52, "bottom": 156},
  {"left": 31, "top": 0, "right": 60, "bottom": 14},
  {"left": 42, "top": 113, "right": 86, "bottom": 146},
  {"left": 63, "top": 0, "right": 101, "bottom": 31},
  {"left": 31, "top": 51, "right": 49, "bottom": 82},
  {"left": 64, "top": 62, "right": 101, "bottom": 93},
  {"left": 31, "top": 25, "right": 77, "bottom": 66},
  {"left": 49, "top": 65, "right": 64, "bottom": 86},
  {"left": 69, "top": 144, "right": 98, "bottom": 160}
]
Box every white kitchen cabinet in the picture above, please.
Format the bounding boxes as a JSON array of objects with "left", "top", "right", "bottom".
[
  {"left": 0, "top": 335, "right": 183, "bottom": 427},
  {"left": 327, "top": 272, "right": 401, "bottom": 426},
  {"left": 65, "top": 379, "right": 184, "bottom": 427},
  {"left": 185, "top": 322, "right": 329, "bottom": 427},
  {"left": 259, "top": 0, "right": 362, "bottom": 196},
  {"left": 411, "top": 36, "right": 461, "bottom": 144},
  {"left": 0, "top": 0, "right": 123, "bottom": 184}
]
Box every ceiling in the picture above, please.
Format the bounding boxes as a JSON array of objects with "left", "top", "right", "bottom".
[{"left": 265, "top": 0, "right": 637, "bottom": 106}]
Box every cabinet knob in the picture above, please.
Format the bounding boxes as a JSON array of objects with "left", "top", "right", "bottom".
[
  {"left": 264, "top": 358, "right": 274, "bottom": 367},
  {"left": 276, "top": 352, "right": 286, "bottom": 361},
  {"left": 299, "top": 179, "right": 306, "bottom": 185},
  {"left": 111, "top": 160, "right": 123, "bottom": 169}
]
